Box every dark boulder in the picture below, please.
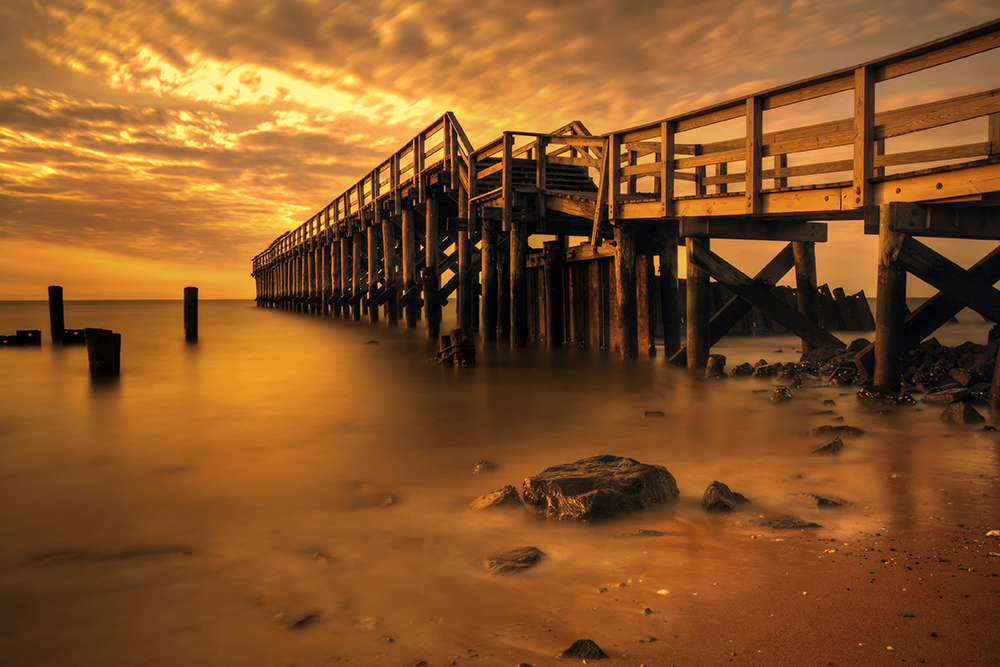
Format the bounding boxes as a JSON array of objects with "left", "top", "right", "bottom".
[
  {"left": 483, "top": 546, "right": 544, "bottom": 575},
  {"left": 522, "top": 455, "right": 679, "bottom": 521},
  {"left": 729, "top": 362, "right": 754, "bottom": 377},
  {"left": 560, "top": 639, "right": 608, "bottom": 659},
  {"left": 923, "top": 387, "right": 971, "bottom": 405},
  {"left": 706, "top": 354, "right": 727, "bottom": 379},
  {"left": 469, "top": 485, "right": 523, "bottom": 510},
  {"left": 770, "top": 385, "right": 793, "bottom": 402},
  {"left": 939, "top": 402, "right": 986, "bottom": 425}
]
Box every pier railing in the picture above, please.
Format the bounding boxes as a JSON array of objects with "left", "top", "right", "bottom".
[
  {"left": 595, "top": 18, "right": 1000, "bottom": 224},
  {"left": 252, "top": 111, "right": 474, "bottom": 273}
]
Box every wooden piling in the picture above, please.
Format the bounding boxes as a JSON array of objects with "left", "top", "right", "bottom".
[
  {"left": 425, "top": 198, "right": 441, "bottom": 338},
  {"left": 458, "top": 231, "right": 473, "bottom": 330},
  {"left": 352, "top": 231, "right": 364, "bottom": 321},
  {"left": 990, "top": 346, "right": 1000, "bottom": 411},
  {"left": 686, "top": 237, "right": 710, "bottom": 372},
  {"left": 510, "top": 222, "right": 528, "bottom": 348},
  {"left": 367, "top": 224, "right": 380, "bottom": 324},
  {"left": 637, "top": 249, "right": 655, "bottom": 356},
  {"left": 48, "top": 285, "right": 64, "bottom": 343},
  {"left": 793, "top": 241, "right": 820, "bottom": 353},
  {"left": 542, "top": 240, "right": 563, "bottom": 347},
  {"left": 614, "top": 225, "right": 638, "bottom": 357},
  {"left": 481, "top": 219, "right": 498, "bottom": 341},
  {"left": 340, "top": 235, "right": 351, "bottom": 319},
  {"left": 321, "top": 237, "right": 332, "bottom": 316},
  {"left": 402, "top": 207, "right": 418, "bottom": 328},
  {"left": 332, "top": 236, "right": 343, "bottom": 318},
  {"left": 422, "top": 267, "right": 440, "bottom": 339},
  {"left": 873, "top": 205, "right": 907, "bottom": 392},
  {"left": 184, "top": 286, "right": 198, "bottom": 342},
  {"left": 382, "top": 215, "right": 398, "bottom": 326},
  {"left": 659, "top": 224, "right": 681, "bottom": 357},
  {"left": 497, "top": 233, "right": 511, "bottom": 339},
  {"left": 85, "top": 328, "right": 120, "bottom": 378}
]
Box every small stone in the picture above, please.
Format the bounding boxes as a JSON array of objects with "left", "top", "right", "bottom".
[
  {"left": 483, "top": 546, "right": 544, "bottom": 575},
  {"left": 473, "top": 460, "right": 496, "bottom": 474},
  {"left": 643, "top": 410, "right": 667, "bottom": 419},
  {"left": 807, "top": 425, "right": 863, "bottom": 437},
  {"left": 759, "top": 514, "right": 821, "bottom": 530},
  {"left": 362, "top": 340, "right": 379, "bottom": 345},
  {"left": 560, "top": 639, "right": 608, "bottom": 659},
  {"left": 981, "top": 425, "right": 998, "bottom": 432},
  {"left": 469, "top": 485, "right": 523, "bottom": 510},
  {"left": 702, "top": 480, "right": 749, "bottom": 510},
  {"left": 770, "top": 385, "right": 793, "bottom": 402},
  {"left": 812, "top": 437, "right": 844, "bottom": 456}
]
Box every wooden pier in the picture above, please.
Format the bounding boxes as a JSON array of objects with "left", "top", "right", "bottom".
[{"left": 252, "top": 19, "right": 1000, "bottom": 392}]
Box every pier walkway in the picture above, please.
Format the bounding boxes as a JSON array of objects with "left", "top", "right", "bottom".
[{"left": 252, "top": 19, "right": 1000, "bottom": 392}]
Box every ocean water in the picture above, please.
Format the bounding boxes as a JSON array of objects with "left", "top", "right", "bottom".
[{"left": 0, "top": 300, "right": 995, "bottom": 666}]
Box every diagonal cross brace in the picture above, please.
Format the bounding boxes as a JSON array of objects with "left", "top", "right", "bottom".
[
  {"left": 689, "top": 244, "right": 846, "bottom": 350},
  {"left": 904, "top": 244, "right": 1000, "bottom": 349},
  {"left": 670, "top": 243, "right": 796, "bottom": 365},
  {"left": 895, "top": 236, "right": 1000, "bottom": 325}
]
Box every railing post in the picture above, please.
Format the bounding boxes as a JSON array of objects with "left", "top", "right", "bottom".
[
  {"left": 660, "top": 121, "right": 675, "bottom": 217},
  {"left": 850, "top": 65, "right": 876, "bottom": 210},
  {"left": 745, "top": 96, "right": 762, "bottom": 215}
]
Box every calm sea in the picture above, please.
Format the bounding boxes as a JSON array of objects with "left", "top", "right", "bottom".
[{"left": 0, "top": 300, "right": 994, "bottom": 666}]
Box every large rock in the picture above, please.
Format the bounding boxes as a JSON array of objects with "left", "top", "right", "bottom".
[
  {"left": 923, "top": 387, "right": 971, "bottom": 405},
  {"left": 522, "top": 455, "right": 679, "bottom": 521},
  {"left": 560, "top": 639, "right": 608, "bottom": 659}
]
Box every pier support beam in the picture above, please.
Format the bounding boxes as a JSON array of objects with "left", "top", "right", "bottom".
[
  {"left": 383, "top": 215, "right": 398, "bottom": 326},
  {"left": 321, "top": 239, "right": 332, "bottom": 316},
  {"left": 458, "top": 231, "right": 473, "bottom": 330},
  {"left": 793, "top": 241, "right": 820, "bottom": 353},
  {"left": 613, "top": 225, "right": 638, "bottom": 357},
  {"left": 510, "top": 222, "right": 528, "bottom": 348},
  {"left": 332, "top": 237, "right": 343, "bottom": 318},
  {"left": 659, "top": 224, "right": 681, "bottom": 357},
  {"left": 402, "top": 208, "right": 418, "bottom": 329},
  {"left": 353, "top": 231, "right": 364, "bottom": 321},
  {"left": 481, "top": 219, "right": 498, "bottom": 341},
  {"left": 686, "top": 237, "right": 710, "bottom": 372},
  {"left": 542, "top": 240, "right": 563, "bottom": 347},
  {"left": 368, "top": 224, "right": 380, "bottom": 324},
  {"left": 424, "top": 198, "right": 441, "bottom": 339},
  {"left": 874, "top": 205, "right": 908, "bottom": 392},
  {"left": 340, "top": 236, "right": 351, "bottom": 319},
  {"left": 498, "top": 232, "right": 511, "bottom": 339}
]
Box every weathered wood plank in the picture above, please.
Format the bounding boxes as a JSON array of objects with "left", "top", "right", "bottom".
[{"left": 680, "top": 218, "right": 828, "bottom": 242}]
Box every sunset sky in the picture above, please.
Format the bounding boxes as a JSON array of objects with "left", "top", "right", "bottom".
[{"left": 2, "top": 0, "right": 999, "bottom": 300}]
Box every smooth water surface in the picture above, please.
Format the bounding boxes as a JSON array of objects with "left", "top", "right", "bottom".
[{"left": 0, "top": 301, "right": 995, "bottom": 666}]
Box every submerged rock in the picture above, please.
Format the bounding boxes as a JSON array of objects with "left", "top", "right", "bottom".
[
  {"left": 807, "top": 424, "right": 864, "bottom": 438},
  {"left": 473, "top": 460, "right": 496, "bottom": 474},
  {"left": 483, "top": 546, "right": 544, "bottom": 575},
  {"left": 469, "top": 485, "right": 523, "bottom": 510},
  {"left": 522, "top": 455, "right": 679, "bottom": 522},
  {"left": 812, "top": 437, "right": 844, "bottom": 455},
  {"left": 771, "top": 385, "right": 793, "bottom": 402},
  {"left": 798, "top": 493, "right": 849, "bottom": 508},
  {"left": 702, "top": 480, "right": 751, "bottom": 511},
  {"left": 759, "top": 515, "right": 822, "bottom": 530},
  {"left": 560, "top": 639, "right": 608, "bottom": 659},
  {"left": 939, "top": 402, "right": 986, "bottom": 425}
]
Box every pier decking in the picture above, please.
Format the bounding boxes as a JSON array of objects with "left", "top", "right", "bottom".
[{"left": 252, "top": 19, "right": 1000, "bottom": 392}]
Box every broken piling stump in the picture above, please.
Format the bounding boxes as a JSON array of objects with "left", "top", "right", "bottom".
[
  {"left": 48, "top": 286, "right": 64, "bottom": 343},
  {"left": 436, "top": 328, "right": 476, "bottom": 366},
  {"left": 85, "top": 328, "right": 120, "bottom": 378},
  {"left": 184, "top": 286, "right": 198, "bottom": 342}
]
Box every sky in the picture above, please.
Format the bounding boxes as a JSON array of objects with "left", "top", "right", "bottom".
[{"left": 1, "top": 0, "right": 999, "bottom": 300}]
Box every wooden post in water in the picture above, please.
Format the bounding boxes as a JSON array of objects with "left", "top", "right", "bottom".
[
  {"left": 510, "top": 222, "right": 528, "bottom": 348},
  {"left": 402, "top": 207, "right": 418, "bottom": 329},
  {"left": 637, "top": 247, "right": 655, "bottom": 356},
  {"left": 542, "top": 240, "right": 563, "bottom": 347},
  {"left": 184, "top": 286, "right": 198, "bottom": 341},
  {"left": 321, "top": 236, "right": 332, "bottom": 316},
  {"left": 332, "top": 236, "right": 343, "bottom": 318},
  {"left": 873, "top": 204, "right": 907, "bottom": 392},
  {"left": 85, "top": 328, "right": 120, "bottom": 378},
  {"left": 793, "top": 241, "right": 820, "bottom": 353},
  {"left": 48, "top": 285, "right": 64, "bottom": 343},
  {"left": 352, "top": 232, "right": 364, "bottom": 321},
  {"left": 659, "top": 224, "right": 681, "bottom": 357},
  {"left": 497, "top": 234, "right": 510, "bottom": 339},
  {"left": 614, "top": 225, "right": 638, "bottom": 357},
  {"left": 340, "top": 234, "right": 351, "bottom": 319},
  {"left": 686, "top": 237, "right": 710, "bottom": 372},
  {"left": 382, "top": 214, "right": 398, "bottom": 326},
  {"left": 458, "top": 230, "right": 473, "bottom": 330},
  {"left": 481, "top": 219, "right": 498, "bottom": 341},
  {"left": 367, "top": 223, "right": 379, "bottom": 324},
  {"left": 424, "top": 198, "right": 441, "bottom": 338},
  {"left": 422, "top": 267, "right": 439, "bottom": 338},
  {"left": 990, "top": 346, "right": 1000, "bottom": 411}
]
